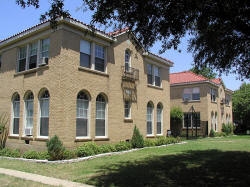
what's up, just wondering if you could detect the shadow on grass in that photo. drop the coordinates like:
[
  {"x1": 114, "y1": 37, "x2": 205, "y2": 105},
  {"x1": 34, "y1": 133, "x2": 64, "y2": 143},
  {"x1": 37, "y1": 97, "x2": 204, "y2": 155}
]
[{"x1": 86, "y1": 150, "x2": 250, "y2": 187}]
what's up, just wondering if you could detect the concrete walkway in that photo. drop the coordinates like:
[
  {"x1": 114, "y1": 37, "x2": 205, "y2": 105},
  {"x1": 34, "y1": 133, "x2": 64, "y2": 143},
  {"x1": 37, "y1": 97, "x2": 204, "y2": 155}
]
[{"x1": 0, "y1": 168, "x2": 94, "y2": 187}]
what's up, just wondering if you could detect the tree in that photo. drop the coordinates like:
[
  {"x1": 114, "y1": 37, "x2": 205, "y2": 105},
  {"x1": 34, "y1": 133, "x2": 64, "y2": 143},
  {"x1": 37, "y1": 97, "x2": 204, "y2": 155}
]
[
  {"x1": 232, "y1": 83, "x2": 250, "y2": 132},
  {"x1": 190, "y1": 66, "x2": 217, "y2": 79},
  {"x1": 15, "y1": 0, "x2": 250, "y2": 79}
]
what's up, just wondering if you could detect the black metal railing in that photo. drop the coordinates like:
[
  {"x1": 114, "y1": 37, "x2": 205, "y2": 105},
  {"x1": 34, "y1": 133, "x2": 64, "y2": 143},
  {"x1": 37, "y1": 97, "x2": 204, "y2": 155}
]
[{"x1": 121, "y1": 66, "x2": 139, "y2": 81}]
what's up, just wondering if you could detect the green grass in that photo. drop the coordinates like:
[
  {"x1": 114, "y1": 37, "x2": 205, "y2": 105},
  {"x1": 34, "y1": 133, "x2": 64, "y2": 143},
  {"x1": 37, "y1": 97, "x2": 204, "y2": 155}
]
[
  {"x1": 0, "y1": 135, "x2": 250, "y2": 186},
  {"x1": 0, "y1": 174, "x2": 54, "y2": 187}
]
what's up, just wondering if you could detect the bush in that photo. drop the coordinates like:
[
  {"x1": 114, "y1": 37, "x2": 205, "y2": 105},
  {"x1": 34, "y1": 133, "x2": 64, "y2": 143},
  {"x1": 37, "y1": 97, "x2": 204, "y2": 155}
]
[
  {"x1": 0, "y1": 148, "x2": 21, "y2": 158},
  {"x1": 155, "y1": 136, "x2": 167, "y2": 146},
  {"x1": 222, "y1": 123, "x2": 234, "y2": 135},
  {"x1": 114, "y1": 141, "x2": 131, "y2": 152},
  {"x1": 63, "y1": 149, "x2": 77, "y2": 159},
  {"x1": 76, "y1": 142, "x2": 100, "y2": 157},
  {"x1": 99, "y1": 144, "x2": 116, "y2": 153},
  {"x1": 22, "y1": 150, "x2": 40, "y2": 159},
  {"x1": 209, "y1": 129, "x2": 216, "y2": 137},
  {"x1": 144, "y1": 139, "x2": 156, "y2": 147},
  {"x1": 131, "y1": 125, "x2": 144, "y2": 148},
  {"x1": 46, "y1": 135, "x2": 65, "y2": 161}
]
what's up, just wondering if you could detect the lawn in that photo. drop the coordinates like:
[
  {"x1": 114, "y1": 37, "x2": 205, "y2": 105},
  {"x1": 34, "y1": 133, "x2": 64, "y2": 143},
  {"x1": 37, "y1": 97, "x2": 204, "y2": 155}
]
[
  {"x1": 0, "y1": 135, "x2": 250, "y2": 186},
  {"x1": 0, "y1": 174, "x2": 54, "y2": 187}
]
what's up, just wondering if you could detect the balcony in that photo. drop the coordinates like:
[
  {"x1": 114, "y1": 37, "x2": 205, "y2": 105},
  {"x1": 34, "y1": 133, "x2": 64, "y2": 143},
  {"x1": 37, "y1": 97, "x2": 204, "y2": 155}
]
[{"x1": 121, "y1": 66, "x2": 139, "y2": 81}]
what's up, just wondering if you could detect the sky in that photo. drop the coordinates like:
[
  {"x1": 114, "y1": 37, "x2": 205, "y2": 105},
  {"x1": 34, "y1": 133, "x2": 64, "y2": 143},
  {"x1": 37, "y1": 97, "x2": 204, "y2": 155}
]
[{"x1": 0, "y1": 0, "x2": 249, "y2": 91}]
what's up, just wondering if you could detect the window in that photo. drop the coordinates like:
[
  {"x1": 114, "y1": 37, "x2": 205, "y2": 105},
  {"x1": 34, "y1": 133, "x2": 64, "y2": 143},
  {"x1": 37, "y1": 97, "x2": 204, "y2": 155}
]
[
  {"x1": 147, "y1": 64, "x2": 153, "y2": 84},
  {"x1": 29, "y1": 42, "x2": 38, "y2": 69},
  {"x1": 210, "y1": 88, "x2": 217, "y2": 102},
  {"x1": 124, "y1": 101, "x2": 131, "y2": 119},
  {"x1": 157, "y1": 103, "x2": 163, "y2": 135},
  {"x1": 147, "y1": 102, "x2": 154, "y2": 135},
  {"x1": 18, "y1": 46, "x2": 27, "y2": 72},
  {"x1": 40, "y1": 38, "x2": 50, "y2": 59},
  {"x1": 12, "y1": 93, "x2": 20, "y2": 135},
  {"x1": 76, "y1": 91, "x2": 90, "y2": 137},
  {"x1": 80, "y1": 40, "x2": 91, "y2": 68},
  {"x1": 225, "y1": 94, "x2": 230, "y2": 105},
  {"x1": 183, "y1": 112, "x2": 200, "y2": 128},
  {"x1": 79, "y1": 40, "x2": 106, "y2": 72},
  {"x1": 183, "y1": 87, "x2": 200, "y2": 101},
  {"x1": 125, "y1": 50, "x2": 131, "y2": 72},
  {"x1": 24, "y1": 92, "x2": 34, "y2": 136},
  {"x1": 95, "y1": 44, "x2": 105, "y2": 72},
  {"x1": 17, "y1": 38, "x2": 50, "y2": 72},
  {"x1": 96, "y1": 94, "x2": 107, "y2": 137},
  {"x1": 39, "y1": 90, "x2": 50, "y2": 137},
  {"x1": 147, "y1": 64, "x2": 161, "y2": 87}
]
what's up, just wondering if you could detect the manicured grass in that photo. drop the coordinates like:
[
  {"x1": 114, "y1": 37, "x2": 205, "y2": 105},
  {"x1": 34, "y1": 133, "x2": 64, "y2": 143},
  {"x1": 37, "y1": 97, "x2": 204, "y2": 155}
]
[
  {"x1": 0, "y1": 174, "x2": 54, "y2": 187},
  {"x1": 0, "y1": 135, "x2": 250, "y2": 186}
]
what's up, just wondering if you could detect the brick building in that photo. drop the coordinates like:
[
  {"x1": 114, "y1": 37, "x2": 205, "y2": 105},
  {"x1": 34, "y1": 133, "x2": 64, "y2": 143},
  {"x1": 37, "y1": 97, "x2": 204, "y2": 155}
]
[
  {"x1": 0, "y1": 18, "x2": 173, "y2": 150},
  {"x1": 170, "y1": 71, "x2": 233, "y2": 136}
]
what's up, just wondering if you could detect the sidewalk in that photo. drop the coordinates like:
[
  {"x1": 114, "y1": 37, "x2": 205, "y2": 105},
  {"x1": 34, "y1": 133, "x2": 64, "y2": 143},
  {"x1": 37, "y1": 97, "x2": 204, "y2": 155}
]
[{"x1": 0, "y1": 168, "x2": 94, "y2": 187}]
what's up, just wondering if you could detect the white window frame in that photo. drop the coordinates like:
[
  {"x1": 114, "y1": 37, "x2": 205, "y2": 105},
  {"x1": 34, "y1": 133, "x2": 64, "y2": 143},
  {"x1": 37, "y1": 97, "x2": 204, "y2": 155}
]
[
  {"x1": 38, "y1": 90, "x2": 50, "y2": 138},
  {"x1": 156, "y1": 103, "x2": 163, "y2": 135},
  {"x1": 11, "y1": 93, "x2": 20, "y2": 136},
  {"x1": 95, "y1": 94, "x2": 107, "y2": 138},
  {"x1": 17, "y1": 38, "x2": 49, "y2": 72},
  {"x1": 76, "y1": 91, "x2": 90, "y2": 138},
  {"x1": 79, "y1": 40, "x2": 107, "y2": 73},
  {"x1": 183, "y1": 87, "x2": 200, "y2": 101},
  {"x1": 125, "y1": 50, "x2": 131, "y2": 72},
  {"x1": 146, "y1": 102, "x2": 154, "y2": 136},
  {"x1": 24, "y1": 92, "x2": 34, "y2": 136},
  {"x1": 210, "y1": 88, "x2": 217, "y2": 102},
  {"x1": 147, "y1": 64, "x2": 161, "y2": 87},
  {"x1": 124, "y1": 101, "x2": 131, "y2": 119}
]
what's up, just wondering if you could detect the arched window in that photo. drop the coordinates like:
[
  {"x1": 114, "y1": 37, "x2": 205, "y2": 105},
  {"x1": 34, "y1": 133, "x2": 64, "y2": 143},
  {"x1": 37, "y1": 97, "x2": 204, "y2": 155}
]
[
  {"x1": 157, "y1": 103, "x2": 163, "y2": 135},
  {"x1": 24, "y1": 91, "x2": 34, "y2": 136},
  {"x1": 76, "y1": 91, "x2": 90, "y2": 137},
  {"x1": 125, "y1": 50, "x2": 131, "y2": 72},
  {"x1": 39, "y1": 89, "x2": 50, "y2": 137},
  {"x1": 147, "y1": 102, "x2": 154, "y2": 135},
  {"x1": 96, "y1": 94, "x2": 107, "y2": 137},
  {"x1": 12, "y1": 93, "x2": 20, "y2": 135}
]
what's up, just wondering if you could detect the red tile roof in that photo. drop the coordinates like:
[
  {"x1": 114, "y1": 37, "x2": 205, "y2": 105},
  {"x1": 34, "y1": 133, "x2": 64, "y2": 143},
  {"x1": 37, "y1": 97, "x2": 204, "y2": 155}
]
[
  {"x1": 170, "y1": 71, "x2": 208, "y2": 84},
  {"x1": 211, "y1": 78, "x2": 222, "y2": 85},
  {"x1": 108, "y1": 27, "x2": 129, "y2": 36}
]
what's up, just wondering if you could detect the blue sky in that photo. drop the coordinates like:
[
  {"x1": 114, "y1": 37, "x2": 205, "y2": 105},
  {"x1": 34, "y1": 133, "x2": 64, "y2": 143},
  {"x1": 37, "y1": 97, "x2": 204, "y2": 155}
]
[{"x1": 0, "y1": 0, "x2": 248, "y2": 91}]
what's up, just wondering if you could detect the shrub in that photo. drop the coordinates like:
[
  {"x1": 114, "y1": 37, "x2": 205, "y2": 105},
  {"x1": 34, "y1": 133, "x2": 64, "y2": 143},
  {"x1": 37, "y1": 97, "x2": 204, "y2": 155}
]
[
  {"x1": 22, "y1": 150, "x2": 39, "y2": 159},
  {"x1": 76, "y1": 142, "x2": 100, "y2": 157},
  {"x1": 0, "y1": 113, "x2": 9, "y2": 149},
  {"x1": 170, "y1": 107, "x2": 183, "y2": 137},
  {"x1": 99, "y1": 144, "x2": 116, "y2": 153},
  {"x1": 144, "y1": 139, "x2": 156, "y2": 147},
  {"x1": 46, "y1": 135, "x2": 65, "y2": 161},
  {"x1": 131, "y1": 125, "x2": 144, "y2": 148},
  {"x1": 222, "y1": 123, "x2": 234, "y2": 135},
  {"x1": 0, "y1": 148, "x2": 21, "y2": 158},
  {"x1": 63, "y1": 149, "x2": 77, "y2": 159},
  {"x1": 114, "y1": 141, "x2": 131, "y2": 152},
  {"x1": 209, "y1": 129, "x2": 216, "y2": 137},
  {"x1": 155, "y1": 136, "x2": 167, "y2": 146}
]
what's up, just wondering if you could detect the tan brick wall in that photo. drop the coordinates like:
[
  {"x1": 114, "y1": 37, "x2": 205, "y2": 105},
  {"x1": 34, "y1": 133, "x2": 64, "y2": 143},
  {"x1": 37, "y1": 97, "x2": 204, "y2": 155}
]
[
  {"x1": 0, "y1": 23, "x2": 171, "y2": 150},
  {"x1": 170, "y1": 82, "x2": 233, "y2": 135}
]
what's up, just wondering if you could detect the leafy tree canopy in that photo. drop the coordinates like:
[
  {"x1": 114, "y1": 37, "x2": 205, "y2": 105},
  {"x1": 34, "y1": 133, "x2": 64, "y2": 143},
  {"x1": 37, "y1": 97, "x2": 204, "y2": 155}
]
[
  {"x1": 190, "y1": 65, "x2": 217, "y2": 79},
  {"x1": 232, "y1": 83, "x2": 250, "y2": 125},
  {"x1": 16, "y1": 0, "x2": 250, "y2": 79}
]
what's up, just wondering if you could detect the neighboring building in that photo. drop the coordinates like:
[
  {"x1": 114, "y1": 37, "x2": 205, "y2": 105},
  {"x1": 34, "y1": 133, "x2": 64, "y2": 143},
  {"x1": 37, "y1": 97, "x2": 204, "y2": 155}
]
[
  {"x1": 0, "y1": 18, "x2": 173, "y2": 150},
  {"x1": 170, "y1": 71, "x2": 233, "y2": 136}
]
